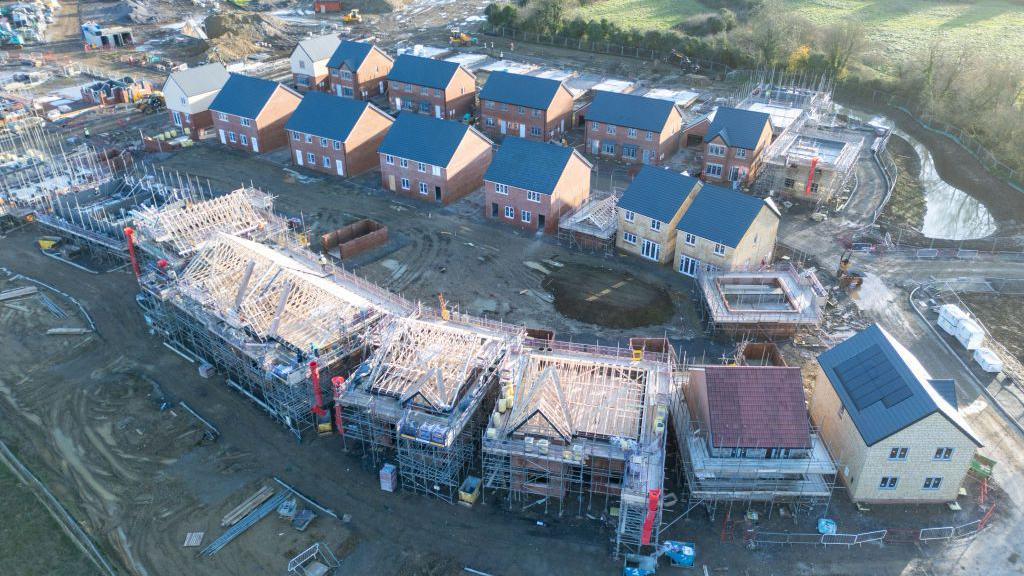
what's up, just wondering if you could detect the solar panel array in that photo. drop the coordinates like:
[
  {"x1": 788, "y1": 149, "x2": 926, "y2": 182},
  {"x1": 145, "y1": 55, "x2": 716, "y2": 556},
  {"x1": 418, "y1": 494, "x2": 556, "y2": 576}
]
[{"x1": 832, "y1": 344, "x2": 914, "y2": 411}]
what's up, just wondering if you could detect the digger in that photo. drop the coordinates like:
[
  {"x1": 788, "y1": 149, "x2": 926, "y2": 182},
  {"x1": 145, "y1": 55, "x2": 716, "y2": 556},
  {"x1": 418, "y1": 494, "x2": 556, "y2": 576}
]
[
  {"x1": 837, "y1": 249, "x2": 864, "y2": 290},
  {"x1": 448, "y1": 27, "x2": 478, "y2": 47},
  {"x1": 342, "y1": 8, "x2": 362, "y2": 23},
  {"x1": 135, "y1": 93, "x2": 166, "y2": 114}
]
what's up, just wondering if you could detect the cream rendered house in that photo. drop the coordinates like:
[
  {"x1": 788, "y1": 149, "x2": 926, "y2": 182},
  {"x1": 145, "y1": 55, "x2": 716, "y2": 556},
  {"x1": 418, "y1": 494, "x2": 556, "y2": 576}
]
[
  {"x1": 615, "y1": 166, "x2": 703, "y2": 265},
  {"x1": 811, "y1": 325, "x2": 983, "y2": 504}
]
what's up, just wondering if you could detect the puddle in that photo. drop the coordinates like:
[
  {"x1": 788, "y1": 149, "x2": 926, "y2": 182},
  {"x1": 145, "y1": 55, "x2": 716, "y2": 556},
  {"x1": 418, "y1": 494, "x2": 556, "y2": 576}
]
[{"x1": 837, "y1": 106, "x2": 996, "y2": 240}]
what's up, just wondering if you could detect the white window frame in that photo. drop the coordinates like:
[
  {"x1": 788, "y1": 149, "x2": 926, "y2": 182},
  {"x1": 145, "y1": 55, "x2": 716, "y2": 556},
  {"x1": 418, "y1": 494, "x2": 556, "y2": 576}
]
[
  {"x1": 527, "y1": 191, "x2": 541, "y2": 203},
  {"x1": 333, "y1": 140, "x2": 341, "y2": 151},
  {"x1": 708, "y1": 143, "x2": 726, "y2": 157},
  {"x1": 417, "y1": 162, "x2": 426, "y2": 172},
  {"x1": 240, "y1": 134, "x2": 248, "y2": 146},
  {"x1": 503, "y1": 205, "x2": 515, "y2": 219},
  {"x1": 889, "y1": 447, "x2": 909, "y2": 461},
  {"x1": 923, "y1": 477, "x2": 943, "y2": 490},
  {"x1": 606, "y1": 125, "x2": 616, "y2": 135},
  {"x1": 384, "y1": 154, "x2": 395, "y2": 165},
  {"x1": 400, "y1": 177, "x2": 410, "y2": 190},
  {"x1": 291, "y1": 131, "x2": 300, "y2": 141},
  {"x1": 240, "y1": 117, "x2": 251, "y2": 127},
  {"x1": 217, "y1": 112, "x2": 227, "y2": 121},
  {"x1": 650, "y1": 219, "x2": 662, "y2": 232},
  {"x1": 623, "y1": 231, "x2": 637, "y2": 245},
  {"x1": 624, "y1": 210, "x2": 635, "y2": 223},
  {"x1": 628, "y1": 127, "x2": 637, "y2": 138},
  {"x1": 645, "y1": 131, "x2": 653, "y2": 141},
  {"x1": 320, "y1": 137, "x2": 328, "y2": 148},
  {"x1": 305, "y1": 134, "x2": 313, "y2": 144},
  {"x1": 735, "y1": 148, "x2": 748, "y2": 159},
  {"x1": 419, "y1": 182, "x2": 428, "y2": 195},
  {"x1": 228, "y1": 131, "x2": 237, "y2": 143},
  {"x1": 307, "y1": 152, "x2": 316, "y2": 164},
  {"x1": 521, "y1": 210, "x2": 531, "y2": 223},
  {"x1": 705, "y1": 163, "x2": 723, "y2": 178},
  {"x1": 640, "y1": 238, "x2": 660, "y2": 261},
  {"x1": 495, "y1": 183, "x2": 508, "y2": 195},
  {"x1": 399, "y1": 158, "x2": 409, "y2": 168},
  {"x1": 879, "y1": 476, "x2": 899, "y2": 490},
  {"x1": 591, "y1": 121, "x2": 600, "y2": 131},
  {"x1": 685, "y1": 233, "x2": 696, "y2": 246},
  {"x1": 431, "y1": 165, "x2": 441, "y2": 176},
  {"x1": 714, "y1": 243, "x2": 726, "y2": 256},
  {"x1": 934, "y1": 447, "x2": 954, "y2": 461}
]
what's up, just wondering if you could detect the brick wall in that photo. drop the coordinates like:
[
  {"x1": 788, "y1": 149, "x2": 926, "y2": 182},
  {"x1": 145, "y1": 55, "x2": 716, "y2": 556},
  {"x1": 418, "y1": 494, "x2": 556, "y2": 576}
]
[
  {"x1": 479, "y1": 88, "x2": 572, "y2": 142},
  {"x1": 585, "y1": 112, "x2": 681, "y2": 165},
  {"x1": 288, "y1": 107, "x2": 393, "y2": 177},
  {"x1": 389, "y1": 68, "x2": 476, "y2": 119},
  {"x1": 379, "y1": 132, "x2": 491, "y2": 204},
  {"x1": 330, "y1": 48, "x2": 392, "y2": 100}
]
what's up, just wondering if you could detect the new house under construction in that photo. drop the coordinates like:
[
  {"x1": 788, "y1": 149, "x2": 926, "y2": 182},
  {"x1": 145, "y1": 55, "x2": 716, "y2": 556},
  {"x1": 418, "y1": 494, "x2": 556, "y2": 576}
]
[
  {"x1": 557, "y1": 194, "x2": 618, "y2": 255},
  {"x1": 671, "y1": 365, "x2": 838, "y2": 520},
  {"x1": 338, "y1": 312, "x2": 522, "y2": 503},
  {"x1": 482, "y1": 338, "x2": 676, "y2": 558},
  {"x1": 698, "y1": 264, "x2": 825, "y2": 338},
  {"x1": 755, "y1": 120, "x2": 863, "y2": 206}
]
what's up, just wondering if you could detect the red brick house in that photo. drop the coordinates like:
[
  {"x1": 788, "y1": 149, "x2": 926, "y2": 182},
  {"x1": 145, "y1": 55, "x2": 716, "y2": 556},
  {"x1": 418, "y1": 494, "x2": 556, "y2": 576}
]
[
  {"x1": 584, "y1": 91, "x2": 683, "y2": 165},
  {"x1": 378, "y1": 114, "x2": 493, "y2": 204},
  {"x1": 700, "y1": 106, "x2": 773, "y2": 185},
  {"x1": 478, "y1": 71, "x2": 574, "y2": 141},
  {"x1": 209, "y1": 74, "x2": 303, "y2": 154},
  {"x1": 327, "y1": 41, "x2": 394, "y2": 100},
  {"x1": 162, "y1": 63, "x2": 230, "y2": 140},
  {"x1": 290, "y1": 34, "x2": 341, "y2": 92},
  {"x1": 286, "y1": 91, "x2": 394, "y2": 177},
  {"x1": 387, "y1": 54, "x2": 476, "y2": 120},
  {"x1": 483, "y1": 137, "x2": 592, "y2": 234}
]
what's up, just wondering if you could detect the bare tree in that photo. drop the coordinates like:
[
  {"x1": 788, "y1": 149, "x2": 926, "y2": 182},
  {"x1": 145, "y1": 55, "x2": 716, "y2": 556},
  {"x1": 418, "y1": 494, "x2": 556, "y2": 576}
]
[
  {"x1": 749, "y1": 0, "x2": 794, "y2": 66},
  {"x1": 820, "y1": 21, "x2": 867, "y2": 78}
]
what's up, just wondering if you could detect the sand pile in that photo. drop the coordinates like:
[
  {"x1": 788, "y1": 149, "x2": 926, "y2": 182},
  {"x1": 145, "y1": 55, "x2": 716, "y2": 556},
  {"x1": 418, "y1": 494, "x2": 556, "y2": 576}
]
[
  {"x1": 202, "y1": 12, "x2": 292, "y2": 60},
  {"x1": 111, "y1": 0, "x2": 170, "y2": 24}
]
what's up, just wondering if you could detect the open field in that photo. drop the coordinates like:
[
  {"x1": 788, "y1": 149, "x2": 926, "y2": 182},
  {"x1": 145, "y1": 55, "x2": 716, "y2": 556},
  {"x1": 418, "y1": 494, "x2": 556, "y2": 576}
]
[
  {"x1": 785, "y1": 0, "x2": 1024, "y2": 70},
  {"x1": 572, "y1": 0, "x2": 706, "y2": 31}
]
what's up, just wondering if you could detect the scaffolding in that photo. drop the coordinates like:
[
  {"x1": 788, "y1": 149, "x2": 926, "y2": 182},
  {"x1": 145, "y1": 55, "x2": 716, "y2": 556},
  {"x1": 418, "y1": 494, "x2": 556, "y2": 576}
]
[
  {"x1": 338, "y1": 313, "x2": 522, "y2": 502},
  {"x1": 698, "y1": 263, "x2": 825, "y2": 338},
  {"x1": 670, "y1": 366, "x2": 838, "y2": 521},
  {"x1": 738, "y1": 70, "x2": 835, "y2": 128},
  {"x1": 557, "y1": 194, "x2": 618, "y2": 255},
  {"x1": 482, "y1": 338, "x2": 675, "y2": 558},
  {"x1": 0, "y1": 123, "x2": 115, "y2": 205}
]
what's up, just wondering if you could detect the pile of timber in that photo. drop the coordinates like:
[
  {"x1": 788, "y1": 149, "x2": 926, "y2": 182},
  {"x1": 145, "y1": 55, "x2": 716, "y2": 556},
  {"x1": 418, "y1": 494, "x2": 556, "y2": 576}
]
[
  {"x1": 221, "y1": 486, "x2": 274, "y2": 527},
  {"x1": 0, "y1": 286, "x2": 37, "y2": 301}
]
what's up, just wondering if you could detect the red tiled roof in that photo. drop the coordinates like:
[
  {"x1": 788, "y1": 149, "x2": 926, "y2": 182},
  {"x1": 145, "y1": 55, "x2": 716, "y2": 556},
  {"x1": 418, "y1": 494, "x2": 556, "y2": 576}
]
[{"x1": 705, "y1": 366, "x2": 811, "y2": 450}]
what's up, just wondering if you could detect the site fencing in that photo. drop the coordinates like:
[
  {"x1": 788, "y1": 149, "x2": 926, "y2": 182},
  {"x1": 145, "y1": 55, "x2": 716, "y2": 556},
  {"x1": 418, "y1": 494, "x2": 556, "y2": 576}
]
[{"x1": 749, "y1": 509, "x2": 994, "y2": 548}]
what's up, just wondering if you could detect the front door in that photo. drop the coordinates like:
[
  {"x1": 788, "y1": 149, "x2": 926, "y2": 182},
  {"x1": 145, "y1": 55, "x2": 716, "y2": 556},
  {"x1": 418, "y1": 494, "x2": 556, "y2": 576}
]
[
  {"x1": 435, "y1": 186, "x2": 442, "y2": 202},
  {"x1": 295, "y1": 149, "x2": 303, "y2": 165},
  {"x1": 336, "y1": 158, "x2": 344, "y2": 176},
  {"x1": 434, "y1": 105, "x2": 442, "y2": 119},
  {"x1": 642, "y1": 149, "x2": 651, "y2": 164},
  {"x1": 679, "y1": 255, "x2": 700, "y2": 277},
  {"x1": 251, "y1": 136, "x2": 259, "y2": 153},
  {"x1": 537, "y1": 214, "x2": 545, "y2": 231},
  {"x1": 387, "y1": 174, "x2": 396, "y2": 191},
  {"x1": 591, "y1": 139, "x2": 599, "y2": 154},
  {"x1": 491, "y1": 203, "x2": 499, "y2": 218},
  {"x1": 640, "y1": 239, "x2": 661, "y2": 261},
  {"x1": 378, "y1": 80, "x2": 384, "y2": 94},
  {"x1": 218, "y1": 129, "x2": 226, "y2": 144},
  {"x1": 395, "y1": 97, "x2": 402, "y2": 111},
  {"x1": 336, "y1": 84, "x2": 342, "y2": 97},
  {"x1": 519, "y1": 124, "x2": 526, "y2": 138},
  {"x1": 499, "y1": 120, "x2": 507, "y2": 135}
]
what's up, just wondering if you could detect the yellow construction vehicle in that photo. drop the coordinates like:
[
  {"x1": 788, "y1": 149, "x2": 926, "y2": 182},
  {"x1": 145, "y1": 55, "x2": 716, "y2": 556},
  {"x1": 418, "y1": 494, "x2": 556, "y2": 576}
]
[
  {"x1": 136, "y1": 93, "x2": 166, "y2": 114},
  {"x1": 837, "y1": 249, "x2": 864, "y2": 290},
  {"x1": 448, "y1": 28, "x2": 478, "y2": 47},
  {"x1": 342, "y1": 8, "x2": 362, "y2": 23}
]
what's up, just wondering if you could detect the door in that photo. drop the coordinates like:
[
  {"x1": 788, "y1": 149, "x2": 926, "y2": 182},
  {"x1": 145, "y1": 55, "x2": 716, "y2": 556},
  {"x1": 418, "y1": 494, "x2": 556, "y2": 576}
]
[
  {"x1": 434, "y1": 186, "x2": 442, "y2": 202},
  {"x1": 537, "y1": 214, "x2": 545, "y2": 231},
  {"x1": 499, "y1": 120, "x2": 506, "y2": 135},
  {"x1": 336, "y1": 158, "x2": 344, "y2": 176},
  {"x1": 434, "y1": 105, "x2": 442, "y2": 119},
  {"x1": 336, "y1": 84, "x2": 342, "y2": 97},
  {"x1": 295, "y1": 149, "x2": 303, "y2": 165},
  {"x1": 387, "y1": 174, "x2": 396, "y2": 191},
  {"x1": 642, "y1": 149, "x2": 651, "y2": 164},
  {"x1": 640, "y1": 239, "x2": 661, "y2": 261},
  {"x1": 560, "y1": 119, "x2": 565, "y2": 132},
  {"x1": 491, "y1": 203, "x2": 498, "y2": 218},
  {"x1": 519, "y1": 124, "x2": 526, "y2": 138},
  {"x1": 679, "y1": 255, "x2": 699, "y2": 277},
  {"x1": 172, "y1": 110, "x2": 182, "y2": 127},
  {"x1": 218, "y1": 129, "x2": 226, "y2": 144},
  {"x1": 251, "y1": 136, "x2": 259, "y2": 153},
  {"x1": 395, "y1": 97, "x2": 401, "y2": 111},
  {"x1": 591, "y1": 139, "x2": 599, "y2": 154},
  {"x1": 378, "y1": 80, "x2": 384, "y2": 94}
]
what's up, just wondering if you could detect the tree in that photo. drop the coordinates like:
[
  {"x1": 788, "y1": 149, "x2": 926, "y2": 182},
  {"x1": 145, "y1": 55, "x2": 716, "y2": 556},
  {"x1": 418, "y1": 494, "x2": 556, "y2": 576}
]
[
  {"x1": 786, "y1": 44, "x2": 811, "y2": 73},
  {"x1": 820, "y1": 21, "x2": 866, "y2": 79},
  {"x1": 749, "y1": 0, "x2": 794, "y2": 66},
  {"x1": 718, "y1": 8, "x2": 737, "y2": 32}
]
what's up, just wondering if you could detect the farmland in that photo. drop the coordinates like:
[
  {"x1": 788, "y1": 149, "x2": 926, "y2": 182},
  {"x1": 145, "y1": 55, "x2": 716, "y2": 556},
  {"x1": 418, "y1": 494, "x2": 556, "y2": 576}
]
[{"x1": 572, "y1": 0, "x2": 707, "y2": 31}]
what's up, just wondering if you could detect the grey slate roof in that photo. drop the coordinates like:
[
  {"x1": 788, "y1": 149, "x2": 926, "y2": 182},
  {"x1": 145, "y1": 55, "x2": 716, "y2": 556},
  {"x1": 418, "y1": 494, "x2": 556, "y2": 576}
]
[
  {"x1": 388, "y1": 54, "x2": 462, "y2": 89},
  {"x1": 586, "y1": 91, "x2": 678, "y2": 133},
  {"x1": 617, "y1": 166, "x2": 700, "y2": 223},
  {"x1": 484, "y1": 137, "x2": 588, "y2": 195},
  {"x1": 327, "y1": 40, "x2": 377, "y2": 71},
  {"x1": 209, "y1": 74, "x2": 289, "y2": 119},
  {"x1": 296, "y1": 34, "x2": 341, "y2": 63},
  {"x1": 704, "y1": 107, "x2": 772, "y2": 149},
  {"x1": 676, "y1": 184, "x2": 770, "y2": 248},
  {"x1": 378, "y1": 114, "x2": 479, "y2": 167},
  {"x1": 817, "y1": 325, "x2": 982, "y2": 447},
  {"x1": 165, "y1": 63, "x2": 229, "y2": 96},
  {"x1": 479, "y1": 71, "x2": 564, "y2": 111},
  {"x1": 285, "y1": 92, "x2": 388, "y2": 142}
]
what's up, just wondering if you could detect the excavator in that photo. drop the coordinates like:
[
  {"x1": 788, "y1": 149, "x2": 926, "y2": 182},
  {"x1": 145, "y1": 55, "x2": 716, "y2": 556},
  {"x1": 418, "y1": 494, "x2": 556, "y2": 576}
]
[
  {"x1": 448, "y1": 27, "x2": 478, "y2": 47},
  {"x1": 342, "y1": 8, "x2": 362, "y2": 23},
  {"x1": 837, "y1": 249, "x2": 864, "y2": 290}
]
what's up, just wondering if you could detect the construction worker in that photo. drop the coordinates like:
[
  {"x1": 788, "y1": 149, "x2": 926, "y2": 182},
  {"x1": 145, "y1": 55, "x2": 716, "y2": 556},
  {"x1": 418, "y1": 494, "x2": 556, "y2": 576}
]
[{"x1": 84, "y1": 127, "x2": 90, "y2": 139}]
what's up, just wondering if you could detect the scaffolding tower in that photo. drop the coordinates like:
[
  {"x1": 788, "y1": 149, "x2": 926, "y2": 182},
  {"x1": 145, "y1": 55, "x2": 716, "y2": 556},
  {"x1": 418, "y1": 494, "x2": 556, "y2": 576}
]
[
  {"x1": 697, "y1": 264, "x2": 825, "y2": 338},
  {"x1": 557, "y1": 194, "x2": 619, "y2": 255}
]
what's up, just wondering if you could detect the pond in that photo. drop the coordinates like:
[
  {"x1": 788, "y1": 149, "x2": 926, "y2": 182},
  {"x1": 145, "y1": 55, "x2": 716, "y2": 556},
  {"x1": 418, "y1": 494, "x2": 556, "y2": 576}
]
[{"x1": 838, "y1": 106, "x2": 996, "y2": 240}]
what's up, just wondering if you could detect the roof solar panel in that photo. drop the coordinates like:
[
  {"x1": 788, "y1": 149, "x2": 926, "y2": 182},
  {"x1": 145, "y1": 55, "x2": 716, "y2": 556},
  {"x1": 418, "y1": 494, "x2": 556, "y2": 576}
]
[{"x1": 833, "y1": 345, "x2": 911, "y2": 411}]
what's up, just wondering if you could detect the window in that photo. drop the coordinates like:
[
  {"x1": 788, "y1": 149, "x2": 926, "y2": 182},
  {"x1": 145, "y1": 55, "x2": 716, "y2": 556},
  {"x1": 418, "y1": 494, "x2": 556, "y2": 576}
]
[
  {"x1": 333, "y1": 141, "x2": 341, "y2": 151},
  {"x1": 705, "y1": 163, "x2": 723, "y2": 178},
  {"x1": 419, "y1": 182, "x2": 428, "y2": 195},
  {"x1": 708, "y1": 143, "x2": 726, "y2": 157},
  {"x1": 180, "y1": 96, "x2": 187, "y2": 105},
  {"x1": 399, "y1": 158, "x2": 409, "y2": 168},
  {"x1": 923, "y1": 477, "x2": 943, "y2": 490},
  {"x1": 521, "y1": 210, "x2": 531, "y2": 223},
  {"x1": 240, "y1": 118, "x2": 251, "y2": 127},
  {"x1": 517, "y1": 106, "x2": 526, "y2": 115},
  {"x1": 291, "y1": 131, "x2": 300, "y2": 141},
  {"x1": 623, "y1": 231, "x2": 637, "y2": 244},
  {"x1": 735, "y1": 148, "x2": 747, "y2": 159},
  {"x1": 685, "y1": 233, "x2": 696, "y2": 246},
  {"x1": 305, "y1": 134, "x2": 313, "y2": 144},
  {"x1": 340, "y1": 70, "x2": 352, "y2": 79},
  {"x1": 504, "y1": 206, "x2": 515, "y2": 219},
  {"x1": 530, "y1": 126, "x2": 542, "y2": 137},
  {"x1": 714, "y1": 243, "x2": 726, "y2": 256},
  {"x1": 405, "y1": 84, "x2": 414, "y2": 93},
  {"x1": 810, "y1": 182, "x2": 819, "y2": 193},
  {"x1": 402, "y1": 100, "x2": 414, "y2": 111},
  {"x1": 624, "y1": 210, "x2": 635, "y2": 223},
  {"x1": 591, "y1": 122, "x2": 600, "y2": 131},
  {"x1": 628, "y1": 127, "x2": 637, "y2": 138},
  {"x1": 602, "y1": 142, "x2": 616, "y2": 155},
  {"x1": 622, "y1": 145, "x2": 637, "y2": 160},
  {"x1": 607, "y1": 125, "x2": 616, "y2": 135},
  {"x1": 645, "y1": 131, "x2": 653, "y2": 141},
  {"x1": 217, "y1": 112, "x2": 227, "y2": 121},
  {"x1": 889, "y1": 447, "x2": 909, "y2": 461},
  {"x1": 317, "y1": 137, "x2": 326, "y2": 148},
  {"x1": 495, "y1": 183, "x2": 508, "y2": 195},
  {"x1": 432, "y1": 166, "x2": 441, "y2": 176},
  {"x1": 307, "y1": 152, "x2": 315, "y2": 164},
  {"x1": 640, "y1": 239, "x2": 661, "y2": 261},
  {"x1": 784, "y1": 178, "x2": 795, "y2": 189},
  {"x1": 400, "y1": 177, "x2": 410, "y2": 190},
  {"x1": 485, "y1": 101, "x2": 495, "y2": 109},
  {"x1": 934, "y1": 447, "x2": 954, "y2": 461},
  {"x1": 420, "y1": 86, "x2": 429, "y2": 95},
  {"x1": 419, "y1": 101, "x2": 430, "y2": 113},
  {"x1": 531, "y1": 109, "x2": 541, "y2": 117},
  {"x1": 485, "y1": 117, "x2": 495, "y2": 127},
  {"x1": 240, "y1": 134, "x2": 248, "y2": 146},
  {"x1": 435, "y1": 89, "x2": 442, "y2": 97},
  {"x1": 299, "y1": 60, "x2": 306, "y2": 69},
  {"x1": 323, "y1": 156, "x2": 331, "y2": 168},
  {"x1": 228, "y1": 132, "x2": 237, "y2": 143},
  {"x1": 500, "y1": 103, "x2": 508, "y2": 111},
  {"x1": 650, "y1": 218, "x2": 662, "y2": 232},
  {"x1": 527, "y1": 191, "x2": 541, "y2": 203},
  {"x1": 417, "y1": 162, "x2": 427, "y2": 173},
  {"x1": 385, "y1": 154, "x2": 395, "y2": 165},
  {"x1": 879, "y1": 476, "x2": 899, "y2": 490},
  {"x1": 392, "y1": 82, "x2": 402, "y2": 92}
]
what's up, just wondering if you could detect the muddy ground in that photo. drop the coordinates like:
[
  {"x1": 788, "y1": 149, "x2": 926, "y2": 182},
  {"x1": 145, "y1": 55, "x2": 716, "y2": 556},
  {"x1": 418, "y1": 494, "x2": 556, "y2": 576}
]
[
  {"x1": 877, "y1": 134, "x2": 925, "y2": 231},
  {"x1": 543, "y1": 262, "x2": 675, "y2": 329},
  {"x1": 960, "y1": 293, "x2": 1024, "y2": 363}
]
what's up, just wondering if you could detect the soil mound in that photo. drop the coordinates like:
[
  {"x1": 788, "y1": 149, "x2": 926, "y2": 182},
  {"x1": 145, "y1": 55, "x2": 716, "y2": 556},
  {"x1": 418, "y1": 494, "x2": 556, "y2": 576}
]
[{"x1": 203, "y1": 12, "x2": 291, "y2": 60}]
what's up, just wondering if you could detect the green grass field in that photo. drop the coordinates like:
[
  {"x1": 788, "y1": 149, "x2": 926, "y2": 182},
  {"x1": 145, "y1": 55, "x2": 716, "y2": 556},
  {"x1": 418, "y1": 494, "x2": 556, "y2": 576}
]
[{"x1": 573, "y1": 0, "x2": 708, "y2": 31}]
